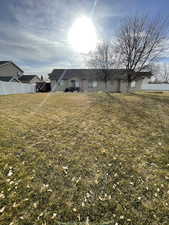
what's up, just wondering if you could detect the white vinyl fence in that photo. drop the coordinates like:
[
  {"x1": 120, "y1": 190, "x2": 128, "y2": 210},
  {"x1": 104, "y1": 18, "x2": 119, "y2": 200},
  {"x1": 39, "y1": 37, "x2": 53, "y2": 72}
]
[
  {"x1": 142, "y1": 83, "x2": 169, "y2": 91},
  {"x1": 0, "y1": 81, "x2": 36, "y2": 95}
]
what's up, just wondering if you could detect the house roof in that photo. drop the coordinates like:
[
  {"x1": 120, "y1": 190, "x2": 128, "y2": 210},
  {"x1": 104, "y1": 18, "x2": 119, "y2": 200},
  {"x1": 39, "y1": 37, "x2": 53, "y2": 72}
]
[
  {"x1": 0, "y1": 76, "x2": 18, "y2": 82},
  {"x1": 48, "y1": 69, "x2": 128, "y2": 81},
  {"x1": 0, "y1": 61, "x2": 24, "y2": 73},
  {"x1": 131, "y1": 71, "x2": 152, "y2": 80},
  {"x1": 0, "y1": 61, "x2": 9, "y2": 65},
  {"x1": 19, "y1": 75, "x2": 40, "y2": 82}
]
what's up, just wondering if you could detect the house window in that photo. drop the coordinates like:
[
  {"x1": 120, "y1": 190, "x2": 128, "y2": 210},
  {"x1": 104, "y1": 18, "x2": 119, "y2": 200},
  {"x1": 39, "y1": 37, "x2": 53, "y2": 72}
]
[
  {"x1": 71, "y1": 80, "x2": 76, "y2": 87},
  {"x1": 131, "y1": 81, "x2": 136, "y2": 88},
  {"x1": 58, "y1": 80, "x2": 64, "y2": 86},
  {"x1": 70, "y1": 80, "x2": 80, "y2": 87},
  {"x1": 88, "y1": 80, "x2": 98, "y2": 88},
  {"x1": 93, "y1": 81, "x2": 98, "y2": 88},
  {"x1": 75, "y1": 81, "x2": 80, "y2": 87}
]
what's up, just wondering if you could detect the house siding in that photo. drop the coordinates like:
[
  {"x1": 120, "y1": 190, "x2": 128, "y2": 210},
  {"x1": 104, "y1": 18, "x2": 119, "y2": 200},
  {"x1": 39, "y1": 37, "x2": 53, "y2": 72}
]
[
  {"x1": 49, "y1": 70, "x2": 151, "y2": 93},
  {"x1": 0, "y1": 63, "x2": 23, "y2": 77},
  {"x1": 129, "y1": 77, "x2": 151, "y2": 92},
  {"x1": 51, "y1": 79, "x2": 127, "y2": 92},
  {"x1": 119, "y1": 80, "x2": 128, "y2": 93}
]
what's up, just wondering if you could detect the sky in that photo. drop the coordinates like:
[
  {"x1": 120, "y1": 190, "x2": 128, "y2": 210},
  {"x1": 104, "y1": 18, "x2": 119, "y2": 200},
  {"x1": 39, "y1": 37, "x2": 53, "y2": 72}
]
[{"x1": 0, "y1": 0, "x2": 169, "y2": 77}]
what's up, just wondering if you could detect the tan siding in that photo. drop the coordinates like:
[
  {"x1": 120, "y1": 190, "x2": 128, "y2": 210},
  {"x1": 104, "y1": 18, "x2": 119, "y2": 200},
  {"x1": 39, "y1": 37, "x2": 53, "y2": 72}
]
[{"x1": 0, "y1": 64, "x2": 23, "y2": 77}]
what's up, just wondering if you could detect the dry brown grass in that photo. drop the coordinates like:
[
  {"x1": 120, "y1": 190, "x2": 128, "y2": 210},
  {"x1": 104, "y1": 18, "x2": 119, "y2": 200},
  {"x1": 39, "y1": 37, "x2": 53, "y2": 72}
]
[{"x1": 0, "y1": 92, "x2": 169, "y2": 225}]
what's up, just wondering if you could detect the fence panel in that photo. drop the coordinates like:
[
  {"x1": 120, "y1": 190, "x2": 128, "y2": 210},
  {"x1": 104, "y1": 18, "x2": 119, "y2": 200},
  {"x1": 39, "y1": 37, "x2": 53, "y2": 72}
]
[
  {"x1": 142, "y1": 83, "x2": 169, "y2": 91},
  {"x1": 0, "y1": 81, "x2": 36, "y2": 95}
]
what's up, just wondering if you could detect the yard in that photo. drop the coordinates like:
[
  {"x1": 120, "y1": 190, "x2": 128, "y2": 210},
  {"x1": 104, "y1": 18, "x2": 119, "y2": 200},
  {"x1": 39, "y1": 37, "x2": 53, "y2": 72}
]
[{"x1": 0, "y1": 92, "x2": 169, "y2": 225}]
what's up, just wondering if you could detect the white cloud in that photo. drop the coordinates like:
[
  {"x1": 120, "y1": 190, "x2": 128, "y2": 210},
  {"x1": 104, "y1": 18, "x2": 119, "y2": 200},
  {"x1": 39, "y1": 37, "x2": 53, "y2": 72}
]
[
  {"x1": 0, "y1": 0, "x2": 141, "y2": 76},
  {"x1": 0, "y1": 0, "x2": 89, "y2": 76}
]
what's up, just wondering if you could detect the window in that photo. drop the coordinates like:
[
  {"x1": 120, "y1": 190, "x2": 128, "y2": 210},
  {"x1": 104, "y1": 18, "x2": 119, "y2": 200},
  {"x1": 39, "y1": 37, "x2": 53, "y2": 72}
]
[
  {"x1": 88, "y1": 80, "x2": 98, "y2": 88},
  {"x1": 93, "y1": 81, "x2": 98, "y2": 88},
  {"x1": 70, "y1": 80, "x2": 80, "y2": 87},
  {"x1": 71, "y1": 80, "x2": 75, "y2": 87},
  {"x1": 131, "y1": 81, "x2": 136, "y2": 88},
  {"x1": 75, "y1": 81, "x2": 80, "y2": 87},
  {"x1": 58, "y1": 80, "x2": 64, "y2": 86}
]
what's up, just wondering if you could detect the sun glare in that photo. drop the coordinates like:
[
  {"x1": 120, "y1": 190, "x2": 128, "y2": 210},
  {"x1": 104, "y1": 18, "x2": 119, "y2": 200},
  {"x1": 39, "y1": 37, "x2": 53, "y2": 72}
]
[{"x1": 68, "y1": 16, "x2": 97, "y2": 53}]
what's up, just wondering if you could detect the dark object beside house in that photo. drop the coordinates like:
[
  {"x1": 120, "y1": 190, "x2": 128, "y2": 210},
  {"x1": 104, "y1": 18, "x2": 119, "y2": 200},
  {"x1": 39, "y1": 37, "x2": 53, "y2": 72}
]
[
  {"x1": 36, "y1": 82, "x2": 51, "y2": 92},
  {"x1": 64, "y1": 87, "x2": 80, "y2": 92}
]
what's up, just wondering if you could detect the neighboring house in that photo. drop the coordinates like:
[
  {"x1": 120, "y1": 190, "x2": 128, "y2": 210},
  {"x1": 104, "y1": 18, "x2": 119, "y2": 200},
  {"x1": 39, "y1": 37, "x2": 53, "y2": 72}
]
[
  {"x1": 19, "y1": 75, "x2": 41, "y2": 84},
  {"x1": 0, "y1": 61, "x2": 24, "y2": 80},
  {"x1": 48, "y1": 69, "x2": 152, "y2": 93},
  {"x1": 0, "y1": 76, "x2": 19, "y2": 82},
  {"x1": 141, "y1": 78, "x2": 169, "y2": 91}
]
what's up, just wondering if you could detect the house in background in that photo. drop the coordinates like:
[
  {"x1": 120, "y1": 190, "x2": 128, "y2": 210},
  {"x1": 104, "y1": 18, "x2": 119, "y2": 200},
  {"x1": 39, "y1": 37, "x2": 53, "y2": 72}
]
[
  {"x1": 141, "y1": 78, "x2": 169, "y2": 91},
  {"x1": 48, "y1": 69, "x2": 152, "y2": 93},
  {"x1": 0, "y1": 61, "x2": 24, "y2": 81},
  {"x1": 0, "y1": 61, "x2": 37, "y2": 95},
  {"x1": 19, "y1": 75, "x2": 41, "y2": 84},
  {"x1": 0, "y1": 76, "x2": 20, "y2": 82}
]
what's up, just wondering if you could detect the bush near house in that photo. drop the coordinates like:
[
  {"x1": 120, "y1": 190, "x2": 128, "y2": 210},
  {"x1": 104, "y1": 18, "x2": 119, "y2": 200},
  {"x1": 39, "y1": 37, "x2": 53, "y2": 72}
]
[{"x1": 0, "y1": 92, "x2": 169, "y2": 225}]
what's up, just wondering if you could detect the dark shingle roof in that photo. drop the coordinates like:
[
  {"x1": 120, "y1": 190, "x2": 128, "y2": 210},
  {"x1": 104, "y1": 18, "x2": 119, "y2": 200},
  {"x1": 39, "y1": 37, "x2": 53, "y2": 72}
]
[
  {"x1": 0, "y1": 61, "x2": 9, "y2": 66},
  {"x1": 48, "y1": 69, "x2": 152, "y2": 81},
  {"x1": 0, "y1": 76, "x2": 14, "y2": 82},
  {"x1": 19, "y1": 75, "x2": 39, "y2": 82},
  {"x1": 0, "y1": 61, "x2": 24, "y2": 72},
  {"x1": 132, "y1": 71, "x2": 152, "y2": 80},
  {"x1": 48, "y1": 69, "x2": 128, "y2": 81}
]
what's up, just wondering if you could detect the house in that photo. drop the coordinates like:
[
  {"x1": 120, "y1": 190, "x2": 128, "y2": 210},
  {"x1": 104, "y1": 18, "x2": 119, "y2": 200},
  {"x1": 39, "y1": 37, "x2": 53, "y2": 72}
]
[
  {"x1": 0, "y1": 61, "x2": 24, "y2": 81},
  {"x1": 141, "y1": 79, "x2": 169, "y2": 91},
  {"x1": 0, "y1": 76, "x2": 19, "y2": 82},
  {"x1": 19, "y1": 75, "x2": 41, "y2": 84},
  {"x1": 0, "y1": 62, "x2": 38, "y2": 95},
  {"x1": 48, "y1": 69, "x2": 152, "y2": 93}
]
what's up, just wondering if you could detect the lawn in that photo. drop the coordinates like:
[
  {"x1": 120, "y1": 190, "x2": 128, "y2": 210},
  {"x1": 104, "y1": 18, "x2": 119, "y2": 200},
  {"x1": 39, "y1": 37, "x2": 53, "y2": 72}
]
[{"x1": 0, "y1": 92, "x2": 169, "y2": 225}]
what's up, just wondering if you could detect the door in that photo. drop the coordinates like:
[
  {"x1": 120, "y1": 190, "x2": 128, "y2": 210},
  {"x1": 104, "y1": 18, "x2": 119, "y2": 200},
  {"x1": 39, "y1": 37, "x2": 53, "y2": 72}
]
[{"x1": 71, "y1": 80, "x2": 76, "y2": 88}]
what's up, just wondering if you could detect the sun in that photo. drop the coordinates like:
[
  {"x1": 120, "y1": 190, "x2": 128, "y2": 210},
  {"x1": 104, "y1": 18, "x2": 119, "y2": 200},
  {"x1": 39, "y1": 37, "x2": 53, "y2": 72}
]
[{"x1": 68, "y1": 16, "x2": 97, "y2": 53}]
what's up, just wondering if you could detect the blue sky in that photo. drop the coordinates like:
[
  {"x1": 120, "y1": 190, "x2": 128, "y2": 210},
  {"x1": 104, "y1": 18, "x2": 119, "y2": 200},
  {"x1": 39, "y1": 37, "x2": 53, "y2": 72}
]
[{"x1": 0, "y1": 0, "x2": 169, "y2": 76}]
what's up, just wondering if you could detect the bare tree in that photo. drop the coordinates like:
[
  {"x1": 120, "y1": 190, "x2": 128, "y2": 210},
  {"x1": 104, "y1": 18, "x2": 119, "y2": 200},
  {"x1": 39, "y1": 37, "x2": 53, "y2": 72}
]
[
  {"x1": 148, "y1": 63, "x2": 161, "y2": 83},
  {"x1": 87, "y1": 41, "x2": 119, "y2": 87},
  {"x1": 115, "y1": 15, "x2": 169, "y2": 88},
  {"x1": 152, "y1": 63, "x2": 169, "y2": 83},
  {"x1": 160, "y1": 63, "x2": 169, "y2": 83}
]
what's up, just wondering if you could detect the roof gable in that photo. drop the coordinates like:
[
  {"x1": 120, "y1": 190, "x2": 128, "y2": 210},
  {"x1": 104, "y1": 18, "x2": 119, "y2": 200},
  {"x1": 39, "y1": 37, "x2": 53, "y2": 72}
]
[{"x1": 0, "y1": 61, "x2": 24, "y2": 73}]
